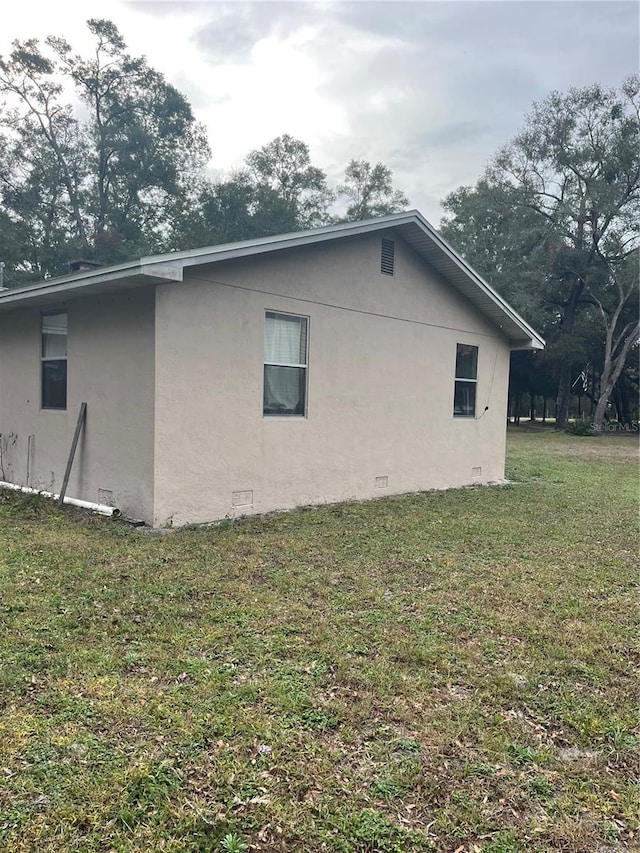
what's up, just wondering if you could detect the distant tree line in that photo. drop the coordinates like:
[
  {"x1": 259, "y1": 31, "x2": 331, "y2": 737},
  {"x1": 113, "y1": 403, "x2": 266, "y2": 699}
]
[
  {"x1": 1, "y1": 20, "x2": 637, "y2": 431},
  {"x1": 0, "y1": 19, "x2": 408, "y2": 285}
]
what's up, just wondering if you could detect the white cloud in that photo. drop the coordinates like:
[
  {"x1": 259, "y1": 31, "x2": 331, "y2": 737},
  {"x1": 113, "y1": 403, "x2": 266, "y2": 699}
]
[
  {"x1": 197, "y1": 24, "x2": 349, "y2": 166},
  {"x1": 1, "y1": 0, "x2": 638, "y2": 225}
]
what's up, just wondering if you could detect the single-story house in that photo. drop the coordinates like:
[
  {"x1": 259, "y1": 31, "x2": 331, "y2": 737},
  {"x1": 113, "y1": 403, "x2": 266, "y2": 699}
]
[{"x1": 0, "y1": 210, "x2": 544, "y2": 526}]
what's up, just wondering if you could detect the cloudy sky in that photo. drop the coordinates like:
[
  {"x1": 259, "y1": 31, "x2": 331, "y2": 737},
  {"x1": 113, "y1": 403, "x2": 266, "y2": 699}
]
[{"x1": 1, "y1": 1, "x2": 638, "y2": 224}]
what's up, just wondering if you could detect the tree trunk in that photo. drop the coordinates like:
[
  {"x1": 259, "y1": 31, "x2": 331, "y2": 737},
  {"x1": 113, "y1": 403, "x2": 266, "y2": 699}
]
[
  {"x1": 593, "y1": 311, "x2": 640, "y2": 431},
  {"x1": 612, "y1": 388, "x2": 622, "y2": 422},
  {"x1": 556, "y1": 361, "x2": 572, "y2": 428},
  {"x1": 542, "y1": 398, "x2": 547, "y2": 422},
  {"x1": 529, "y1": 392, "x2": 536, "y2": 422},
  {"x1": 555, "y1": 278, "x2": 584, "y2": 429},
  {"x1": 593, "y1": 387, "x2": 613, "y2": 431},
  {"x1": 618, "y1": 382, "x2": 631, "y2": 426}
]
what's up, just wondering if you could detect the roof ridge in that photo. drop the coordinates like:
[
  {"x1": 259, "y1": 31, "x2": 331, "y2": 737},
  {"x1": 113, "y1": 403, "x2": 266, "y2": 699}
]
[{"x1": 0, "y1": 210, "x2": 544, "y2": 350}]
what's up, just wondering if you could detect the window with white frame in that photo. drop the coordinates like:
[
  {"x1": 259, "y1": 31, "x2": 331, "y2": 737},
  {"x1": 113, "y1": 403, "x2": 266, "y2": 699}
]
[
  {"x1": 263, "y1": 311, "x2": 308, "y2": 416},
  {"x1": 41, "y1": 312, "x2": 67, "y2": 410},
  {"x1": 453, "y1": 343, "x2": 477, "y2": 417}
]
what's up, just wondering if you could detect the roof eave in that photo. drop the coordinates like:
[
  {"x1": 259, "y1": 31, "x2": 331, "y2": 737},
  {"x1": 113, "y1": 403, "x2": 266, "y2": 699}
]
[
  {"x1": 510, "y1": 337, "x2": 546, "y2": 351},
  {"x1": 407, "y1": 211, "x2": 545, "y2": 350},
  {"x1": 0, "y1": 262, "x2": 182, "y2": 311}
]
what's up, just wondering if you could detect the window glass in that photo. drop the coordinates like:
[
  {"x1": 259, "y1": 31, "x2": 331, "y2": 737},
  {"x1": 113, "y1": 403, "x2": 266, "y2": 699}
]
[
  {"x1": 454, "y1": 381, "x2": 476, "y2": 417},
  {"x1": 455, "y1": 343, "x2": 477, "y2": 380},
  {"x1": 454, "y1": 343, "x2": 478, "y2": 418},
  {"x1": 42, "y1": 313, "x2": 68, "y2": 358},
  {"x1": 265, "y1": 312, "x2": 307, "y2": 365},
  {"x1": 42, "y1": 312, "x2": 67, "y2": 409},
  {"x1": 264, "y1": 365, "x2": 306, "y2": 415},
  {"x1": 42, "y1": 361, "x2": 68, "y2": 409},
  {"x1": 264, "y1": 312, "x2": 308, "y2": 416}
]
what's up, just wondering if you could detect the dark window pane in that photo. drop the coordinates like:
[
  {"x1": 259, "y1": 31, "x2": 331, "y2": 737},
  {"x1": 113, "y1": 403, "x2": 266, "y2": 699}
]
[
  {"x1": 455, "y1": 344, "x2": 477, "y2": 380},
  {"x1": 264, "y1": 365, "x2": 306, "y2": 415},
  {"x1": 42, "y1": 360, "x2": 67, "y2": 409},
  {"x1": 454, "y1": 380, "x2": 476, "y2": 417}
]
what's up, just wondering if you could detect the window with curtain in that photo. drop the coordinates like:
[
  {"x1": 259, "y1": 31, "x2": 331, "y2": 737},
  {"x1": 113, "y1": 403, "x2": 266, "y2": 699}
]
[
  {"x1": 41, "y1": 312, "x2": 67, "y2": 410},
  {"x1": 453, "y1": 343, "x2": 477, "y2": 417},
  {"x1": 264, "y1": 311, "x2": 308, "y2": 416}
]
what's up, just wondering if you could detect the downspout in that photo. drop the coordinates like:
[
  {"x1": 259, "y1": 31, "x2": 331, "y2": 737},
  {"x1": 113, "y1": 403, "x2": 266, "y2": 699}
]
[{"x1": 0, "y1": 481, "x2": 121, "y2": 518}]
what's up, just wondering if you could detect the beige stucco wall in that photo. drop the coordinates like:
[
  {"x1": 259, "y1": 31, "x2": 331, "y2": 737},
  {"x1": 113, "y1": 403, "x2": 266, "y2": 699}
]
[
  {"x1": 153, "y1": 232, "x2": 511, "y2": 526},
  {"x1": 0, "y1": 288, "x2": 155, "y2": 522}
]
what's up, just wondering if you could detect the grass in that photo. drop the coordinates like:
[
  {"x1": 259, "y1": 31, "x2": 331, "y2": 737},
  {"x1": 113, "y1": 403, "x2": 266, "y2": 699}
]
[{"x1": 0, "y1": 428, "x2": 638, "y2": 852}]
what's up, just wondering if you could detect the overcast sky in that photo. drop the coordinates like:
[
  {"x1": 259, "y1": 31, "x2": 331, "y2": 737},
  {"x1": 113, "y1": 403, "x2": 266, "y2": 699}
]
[{"x1": 1, "y1": 1, "x2": 638, "y2": 225}]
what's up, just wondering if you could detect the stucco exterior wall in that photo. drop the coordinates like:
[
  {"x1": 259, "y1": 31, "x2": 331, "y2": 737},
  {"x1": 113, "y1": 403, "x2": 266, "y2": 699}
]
[
  {"x1": 0, "y1": 288, "x2": 155, "y2": 522},
  {"x1": 153, "y1": 232, "x2": 511, "y2": 526}
]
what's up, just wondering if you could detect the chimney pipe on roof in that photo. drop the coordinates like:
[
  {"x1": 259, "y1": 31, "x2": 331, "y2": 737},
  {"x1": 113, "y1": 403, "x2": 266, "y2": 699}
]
[{"x1": 69, "y1": 259, "x2": 103, "y2": 273}]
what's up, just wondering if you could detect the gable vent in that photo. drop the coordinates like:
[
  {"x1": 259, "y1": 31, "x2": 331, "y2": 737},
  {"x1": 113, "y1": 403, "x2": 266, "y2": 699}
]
[{"x1": 381, "y1": 238, "x2": 395, "y2": 275}]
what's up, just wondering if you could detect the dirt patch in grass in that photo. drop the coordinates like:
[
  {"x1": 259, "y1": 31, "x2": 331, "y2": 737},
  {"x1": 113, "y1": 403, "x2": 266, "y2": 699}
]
[{"x1": 0, "y1": 431, "x2": 638, "y2": 852}]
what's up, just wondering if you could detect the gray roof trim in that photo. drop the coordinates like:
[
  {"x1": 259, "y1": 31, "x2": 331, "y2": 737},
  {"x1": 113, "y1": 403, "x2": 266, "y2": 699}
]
[
  {"x1": 0, "y1": 264, "x2": 181, "y2": 308},
  {"x1": 0, "y1": 210, "x2": 544, "y2": 349}
]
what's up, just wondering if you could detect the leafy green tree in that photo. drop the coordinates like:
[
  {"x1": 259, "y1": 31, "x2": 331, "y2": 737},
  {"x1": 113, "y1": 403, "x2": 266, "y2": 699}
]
[
  {"x1": 172, "y1": 170, "x2": 302, "y2": 248},
  {"x1": 245, "y1": 134, "x2": 334, "y2": 230},
  {"x1": 337, "y1": 160, "x2": 409, "y2": 221},
  {"x1": 0, "y1": 19, "x2": 210, "y2": 282},
  {"x1": 172, "y1": 150, "x2": 412, "y2": 250},
  {"x1": 441, "y1": 180, "x2": 553, "y2": 330},
  {"x1": 441, "y1": 78, "x2": 640, "y2": 428}
]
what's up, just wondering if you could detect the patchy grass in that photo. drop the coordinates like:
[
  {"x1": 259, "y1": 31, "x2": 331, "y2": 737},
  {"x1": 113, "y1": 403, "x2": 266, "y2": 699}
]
[{"x1": 0, "y1": 429, "x2": 637, "y2": 852}]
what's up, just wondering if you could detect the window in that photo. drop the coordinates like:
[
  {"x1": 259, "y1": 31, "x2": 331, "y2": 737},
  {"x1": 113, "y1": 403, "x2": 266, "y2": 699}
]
[
  {"x1": 41, "y1": 312, "x2": 67, "y2": 409},
  {"x1": 381, "y1": 238, "x2": 395, "y2": 275},
  {"x1": 453, "y1": 343, "x2": 477, "y2": 417},
  {"x1": 264, "y1": 311, "x2": 308, "y2": 416}
]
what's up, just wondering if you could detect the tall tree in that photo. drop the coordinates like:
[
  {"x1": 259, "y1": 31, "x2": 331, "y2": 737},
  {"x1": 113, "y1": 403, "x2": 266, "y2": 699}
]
[
  {"x1": 441, "y1": 78, "x2": 640, "y2": 428},
  {"x1": 172, "y1": 149, "x2": 412, "y2": 249},
  {"x1": 245, "y1": 134, "x2": 334, "y2": 230},
  {"x1": 0, "y1": 19, "x2": 210, "y2": 282},
  {"x1": 337, "y1": 160, "x2": 409, "y2": 221},
  {"x1": 172, "y1": 170, "x2": 302, "y2": 248}
]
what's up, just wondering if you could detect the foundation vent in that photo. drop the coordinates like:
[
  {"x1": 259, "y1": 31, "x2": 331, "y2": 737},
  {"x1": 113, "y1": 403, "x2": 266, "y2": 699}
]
[
  {"x1": 98, "y1": 488, "x2": 115, "y2": 506},
  {"x1": 232, "y1": 490, "x2": 253, "y2": 508},
  {"x1": 381, "y1": 238, "x2": 395, "y2": 276},
  {"x1": 375, "y1": 476, "x2": 389, "y2": 489},
  {"x1": 471, "y1": 467, "x2": 482, "y2": 478}
]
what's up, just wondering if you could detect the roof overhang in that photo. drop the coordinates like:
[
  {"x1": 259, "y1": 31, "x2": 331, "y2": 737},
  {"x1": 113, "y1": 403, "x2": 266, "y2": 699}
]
[
  {"x1": 0, "y1": 210, "x2": 544, "y2": 350},
  {"x1": 0, "y1": 262, "x2": 183, "y2": 311}
]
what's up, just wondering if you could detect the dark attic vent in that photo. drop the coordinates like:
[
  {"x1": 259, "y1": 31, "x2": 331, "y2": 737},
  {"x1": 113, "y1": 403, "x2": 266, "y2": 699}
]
[{"x1": 381, "y1": 238, "x2": 395, "y2": 276}]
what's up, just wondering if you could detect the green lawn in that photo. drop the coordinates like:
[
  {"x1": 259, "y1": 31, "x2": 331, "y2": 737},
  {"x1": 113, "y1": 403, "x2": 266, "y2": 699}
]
[{"x1": 0, "y1": 429, "x2": 638, "y2": 853}]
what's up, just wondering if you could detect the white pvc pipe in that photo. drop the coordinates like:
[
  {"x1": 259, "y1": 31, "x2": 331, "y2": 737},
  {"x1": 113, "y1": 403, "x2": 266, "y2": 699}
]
[{"x1": 0, "y1": 481, "x2": 121, "y2": 518}]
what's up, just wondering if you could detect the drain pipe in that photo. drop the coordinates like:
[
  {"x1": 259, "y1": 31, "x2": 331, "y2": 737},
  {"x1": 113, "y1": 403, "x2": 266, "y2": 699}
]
[{"x1": 0, "y1": 481, "x2": 121, "y2": 518}]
